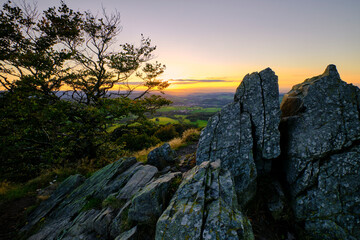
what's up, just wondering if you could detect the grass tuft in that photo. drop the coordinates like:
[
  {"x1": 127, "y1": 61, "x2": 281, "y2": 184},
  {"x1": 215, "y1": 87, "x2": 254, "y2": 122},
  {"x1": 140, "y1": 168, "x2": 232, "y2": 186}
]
[{"x1": 133, "y1": 128, "x2": 200, "y2": 161}]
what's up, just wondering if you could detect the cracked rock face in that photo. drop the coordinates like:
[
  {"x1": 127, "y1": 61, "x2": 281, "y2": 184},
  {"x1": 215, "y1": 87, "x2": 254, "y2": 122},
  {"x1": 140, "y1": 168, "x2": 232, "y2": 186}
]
[
  {"x1": 196, "y1": 68, "x2": 281, "y2": 205},
  {"x1": 23, "y1": 157, "x2": 163, "y2": 240},
  {"x1": 234, "y1": 68, "x2": 281, "y2": 163},
  {"x1": 280, "y1": 64, "x2": 360, "y2": 239},
  {"x1": 155, "y1": 161, "x2": 254, "y2": 240}
]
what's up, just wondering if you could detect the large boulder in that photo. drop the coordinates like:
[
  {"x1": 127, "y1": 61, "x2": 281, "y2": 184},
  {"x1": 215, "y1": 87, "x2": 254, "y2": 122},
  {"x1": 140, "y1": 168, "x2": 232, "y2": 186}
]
[
  {"x1": 155, "y1": 161, "x2": 254, "y2": 240},
  {"x1": 128, "y1": 172, "x2": 182, "y2": 225},
  {"x1": 196, "y1": 68, "x2": 281, "y2": 205},
  {"x1": 147, "y1": 143, "x2": 177, "y2": 170},
  {"x1": 234, "y1": 68, "x2": 281, "y2": 164},
  {"x1": 280, "y1": 64, "x2": 360, "y2": 239}
]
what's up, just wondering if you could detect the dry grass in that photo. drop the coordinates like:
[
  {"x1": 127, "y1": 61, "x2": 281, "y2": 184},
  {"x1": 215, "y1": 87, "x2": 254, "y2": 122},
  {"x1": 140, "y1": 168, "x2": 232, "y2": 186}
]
[
  {"x1": 182, "y1": 128, "x2": 200, "y2": 142},
  {"x1": 169, "y1": 137, "x2": 183, "y2": 149},
  {"x1": 0, "y1": 180, "x2": 13, "y2": 195},
  {"x1": 133, "y1": 128, "x2": 200, "y2": 162}
]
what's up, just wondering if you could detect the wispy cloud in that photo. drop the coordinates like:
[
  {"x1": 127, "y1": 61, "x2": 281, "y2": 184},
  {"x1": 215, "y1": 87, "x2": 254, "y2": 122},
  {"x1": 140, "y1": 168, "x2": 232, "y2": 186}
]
[
  {"x1": 113, "y1": 79, "x2": 234, "y2": 86},
  {"x1": 169, "y1": 79, "x2": 233, "y2": 85}
]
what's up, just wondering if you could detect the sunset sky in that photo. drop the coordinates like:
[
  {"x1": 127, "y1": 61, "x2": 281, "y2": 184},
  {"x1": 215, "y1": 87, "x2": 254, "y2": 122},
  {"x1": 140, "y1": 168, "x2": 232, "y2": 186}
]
[{"x1": 8, "y1": 0, "x2": 360, "y2": 94}]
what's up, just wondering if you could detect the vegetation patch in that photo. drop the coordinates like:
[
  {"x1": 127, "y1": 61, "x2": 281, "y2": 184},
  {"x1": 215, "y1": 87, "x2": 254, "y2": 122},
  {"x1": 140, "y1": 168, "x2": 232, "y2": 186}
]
[
  {"x1": 82, "y1": 196, "x2": 102, "y2": 212},
  {"x1": 102, "y1": 195, "x2": 125, "y2": 210}
]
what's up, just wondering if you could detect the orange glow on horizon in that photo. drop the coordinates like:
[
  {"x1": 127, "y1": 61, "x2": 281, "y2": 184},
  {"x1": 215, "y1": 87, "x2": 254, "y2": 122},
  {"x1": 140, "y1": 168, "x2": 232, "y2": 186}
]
[{"x1": 1, "y1": 66, "x2": 359, "y2": 95}]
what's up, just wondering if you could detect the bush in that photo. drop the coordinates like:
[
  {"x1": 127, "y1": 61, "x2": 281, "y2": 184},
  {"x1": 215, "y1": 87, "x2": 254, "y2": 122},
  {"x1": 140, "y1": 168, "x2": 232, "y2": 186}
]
[
  {"x1": 182, "y1": 129, "x2": 200, "y2": 142},
  {"x1": 154, "y1": 125, "x2": 179, "y2": 141}
]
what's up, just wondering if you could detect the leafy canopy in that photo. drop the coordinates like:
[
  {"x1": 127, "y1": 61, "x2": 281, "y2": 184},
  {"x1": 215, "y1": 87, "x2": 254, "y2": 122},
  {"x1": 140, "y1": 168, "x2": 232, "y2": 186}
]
[{"x1": 0, "y1": 1, "x2": 171, "y2": 182}]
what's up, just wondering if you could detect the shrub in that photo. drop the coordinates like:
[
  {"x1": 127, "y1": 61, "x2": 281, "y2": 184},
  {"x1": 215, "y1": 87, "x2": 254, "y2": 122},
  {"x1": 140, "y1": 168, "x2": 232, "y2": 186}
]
[{"x1": 154, "y1": 124, "x2": 179, "y2": 141}]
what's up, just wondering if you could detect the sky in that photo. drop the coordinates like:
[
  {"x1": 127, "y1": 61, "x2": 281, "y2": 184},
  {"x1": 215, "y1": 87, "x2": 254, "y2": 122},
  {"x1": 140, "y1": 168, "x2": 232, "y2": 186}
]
[{"x1": 3, "y1": 0, "x2": 360, "y2": 94}]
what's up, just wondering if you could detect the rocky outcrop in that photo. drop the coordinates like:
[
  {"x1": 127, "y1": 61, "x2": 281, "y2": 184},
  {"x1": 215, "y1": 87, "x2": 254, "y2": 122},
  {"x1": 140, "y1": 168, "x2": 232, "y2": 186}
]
[
  {"x1": 22, "y1": 157, "x2": 173, "y2": 240},
  {"x1": 23, "y1": 65, "x2": 360, "y2": 240},
  {"x1": 155, "y1": 161, "x2": 254, "y2": 240},
  {"x1": 234, "y1": 68, "x2": 281, "y2": 166},
  {"x1": 22, "y1": 174, "x2": 85, "y2": 232},
  {"x1": 280, "y1": 64, "x2": 360, "y2": 239},
  {"x1": 128, "y1": 172, "x2": 182, "y2": 225},
  {"x1": 147, "y1": 143, "x2": 177, "y2": 170},
  {"x1": 196, "y1": 67, "x2": 281, "y2": 206}
]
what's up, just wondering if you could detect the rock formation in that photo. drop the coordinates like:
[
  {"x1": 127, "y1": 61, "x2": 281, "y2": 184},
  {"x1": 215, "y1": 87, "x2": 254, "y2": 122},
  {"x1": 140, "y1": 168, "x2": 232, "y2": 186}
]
[
  {"x1": 147, "y1": 143, "x2": 177, "y2": 170},
  {"x1": 22, "y1": 157, "x2": 181, "y2": 240},
  {"x1": 196, "y1": 67, "x2": 281, "y2": 206},
  {"x1": 155, "y1": 161, "x2": 254, "y2": 240},
  {"x1": 280, "y1": 64, "x2": 360, "y2": 239},
  {"x1": 22, "y1": 65, "x2": 360, "y2": 240}
]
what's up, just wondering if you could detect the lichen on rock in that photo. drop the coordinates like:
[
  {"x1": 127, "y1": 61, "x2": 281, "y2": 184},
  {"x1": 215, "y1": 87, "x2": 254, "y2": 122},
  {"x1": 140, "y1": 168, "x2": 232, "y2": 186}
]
[
  {"x1": 281, "y1": 64, "x2": 360, "y2": 239},
  {"x1": 155, "y1": 161, "x2": 254, "y2": 240}
]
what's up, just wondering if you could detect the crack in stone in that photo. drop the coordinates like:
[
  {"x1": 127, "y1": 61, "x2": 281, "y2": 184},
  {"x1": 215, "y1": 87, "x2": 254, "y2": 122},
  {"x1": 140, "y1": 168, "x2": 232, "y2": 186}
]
[{"x1": 258, "y1": 72, "x2": 267, "y2": 159}]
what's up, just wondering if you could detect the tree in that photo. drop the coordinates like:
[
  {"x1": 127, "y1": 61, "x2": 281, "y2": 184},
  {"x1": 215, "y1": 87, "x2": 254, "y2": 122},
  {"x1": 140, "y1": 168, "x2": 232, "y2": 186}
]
[
  {"x1": 0, "y1": 1, "x2": 171, "y2": 182},
  {"x1": 41, "y1": 4, "x2": 169, "y2": 104},
  {"x1": 0, "y1": 1, "x2": 82, "y2": 98}
]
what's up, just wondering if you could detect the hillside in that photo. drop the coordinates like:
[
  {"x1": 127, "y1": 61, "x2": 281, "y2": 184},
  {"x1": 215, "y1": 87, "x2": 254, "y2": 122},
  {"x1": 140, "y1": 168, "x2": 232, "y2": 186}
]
[{"x1": 15, "y1": 65, "x2": 360, "y2": 240}]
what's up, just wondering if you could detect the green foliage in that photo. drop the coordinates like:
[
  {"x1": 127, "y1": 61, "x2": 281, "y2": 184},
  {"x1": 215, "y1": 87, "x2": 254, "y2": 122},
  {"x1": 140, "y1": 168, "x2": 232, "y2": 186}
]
[
  {"x1": 82, "y1": 196, "x2": 102, "y2": 211},
  {"x1": 168, "y1": 175, "x2": 182, "y2": 195},
  {"x1": 102, "y1": 195, "x2": 125, "y2": 209},
  {"x1": 154, "y1": 125, "x2": 179, "y2": 141},
  {"x1": 0, "y1": 167, "x2": 78, "y2": 205},
  {"x1": 111, "y1": 120, "x2": 161, "y2": 151},
  {"x1": 182, "y1": 129, "x2": 200, "y2": 142},
  {"x1": 0, "y1": 1, "x2": 172, "y2": 182}
]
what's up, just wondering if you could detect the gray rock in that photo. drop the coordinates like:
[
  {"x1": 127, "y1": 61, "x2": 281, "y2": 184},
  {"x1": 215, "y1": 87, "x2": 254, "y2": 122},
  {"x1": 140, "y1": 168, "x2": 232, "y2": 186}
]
[
  {"x1": 266, "y1": 181, "x2": 286, "y2": 221},
  {"x1": 116, "y1": 164, "x2": 158, "y2": 199},
  {"x1": 155, "y1": 161, "x2": 254, "y2": 240},
  {"x1": 196, "y1": 67, "x2": 281, "y2": 205},
  {"x1": 115, "y1": 226, "x2": 138, "y2": 240},
  {"x1": 25, "y1": 157, "x2": 144, "y2": 239},
  {"x1": 147, "y1": 143, "x2": 177, "y2": 170},
  {"x1": 280, "y1": 64, "x2": 360, "y2": 239},
  {"x1": 234, "y1": 68, "x2": 281, "y2": 165},
  {"x1": 58, "y1": 209, "x2": 100, "y2": 239},
  {"x1": 128, "y1": 172, "x2": 182, "y2": 225},
  {"x1": 110, "y1": 200, "x2": 132, "y2": 238},
  {"x1": 22, "y1": 174, "x2": 85, "y2": 232}
]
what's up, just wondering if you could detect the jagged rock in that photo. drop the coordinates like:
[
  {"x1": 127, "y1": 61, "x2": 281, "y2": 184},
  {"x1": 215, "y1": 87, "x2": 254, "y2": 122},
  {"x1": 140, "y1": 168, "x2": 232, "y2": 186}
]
[
  {"x1": 24, "y1": 158, "x2": 160, "y2": 240},
  {"x1": 196, "y1": 68, "x2": 281, "y2": 205},
  {"x1": 280, "y1": 64, "x2": 360, "y2": 239},
  {"x1": 115, "y1": 226, "x2": 138, "y2": 240},
  {"x1": 22, "y1": 174, "x2": 85, "y2": 232},
  {"x1": 116, "y1": 165, "x2": 158, "y2": 199},
  {"x1": 147, "y1": 143, "x2": 177, "y2": 170},
  {"x1": 58, "y1": 209, "x2": 100, "y2": 240},
  {"x1": 110, "y1": 200, "x2": 132, "y2": 238},
  {"x1": 155, "y1": 161, "x2": 254, "y2": 240},
  {"x1": 234, "y1": 68, "x2": 281, "y2": 167},
  {"x1": 128, "y1": 172, "x2": 182, "y2": 225}
]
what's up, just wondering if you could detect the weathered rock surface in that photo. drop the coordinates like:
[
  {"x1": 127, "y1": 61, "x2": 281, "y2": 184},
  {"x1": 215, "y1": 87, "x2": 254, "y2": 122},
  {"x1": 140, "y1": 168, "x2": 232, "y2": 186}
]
[
  {"x1": 234, "y1": 68, "x2": 281, "y2": 164},
  {"x1": 147, "y1": 143, "x2": 177, "y2": 170},
  {"x1": 116, "y1": 165, "x2": 158, "y2": 199},
  {"x1": 115, "y1": 226, "x2": 138, "y2": 240},
  {"x1": 266, "y1": 180, "x2": 287, "y2": 221},
  {"x1": 128, "y1": 172, "x2": 182, "y2": 225},
  {"x1": 22, "y1": 174, "x2": 85, "y2": 232},
  {"x1": 280, "y1": 64, "x2": 360, "y2": 239},
  {"x1": 155, "y1": 161, "x2": 254, "y2": 240},
  {"x1": 23, "y1": 65, "x2": 360, "y2": 240},
  {"x1": 23, "y1": 157, "x2": 163, "y2": 240},
  {"x1": 196, "y1": 67, "x2": 281, "y2": 205}
]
